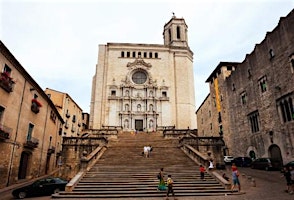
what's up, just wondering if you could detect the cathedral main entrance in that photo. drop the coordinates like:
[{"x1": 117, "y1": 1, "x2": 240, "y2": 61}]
[{"x1": 135, "y1": 120, "x2": 143, "y2": 131}]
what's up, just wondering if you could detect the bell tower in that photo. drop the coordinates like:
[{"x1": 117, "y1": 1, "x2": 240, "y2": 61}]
[{"x1": 163, "y1": 13, "x2": 189, "y2": 48}]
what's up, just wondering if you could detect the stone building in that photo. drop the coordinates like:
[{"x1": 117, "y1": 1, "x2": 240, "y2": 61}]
[
  {"x1": 45, "y1": 88, "x2": 83, "y2": 137},
  {"x1": 197, "y1": 9, "x2": 294, "y2": 164},
  {"x1": 90, "y1": 15, "x2": 197, "y2": 131},
  {"x1": 0, "y1": 41, "x2": 64, "y2": 188}
]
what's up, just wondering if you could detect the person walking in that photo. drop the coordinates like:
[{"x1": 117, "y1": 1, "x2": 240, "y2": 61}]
[
  {"x1": 208, "y1": 159, "x2": 214, "y2": 171},
  {"x1": 158, "y1": 168, "x2": 166, "y2": 191},
  {"x1": 231, "y1": 163, "x2": 241, "y2": 193},
  {"x1": 199, "y1": 164, "x2": 206, "y2": 180},
  {"x1": 281, "y1": 166, "x2": 292, "y2": 193},
  {"x1": 166, "y1": 174, "x2": 176, "y2": 200}
]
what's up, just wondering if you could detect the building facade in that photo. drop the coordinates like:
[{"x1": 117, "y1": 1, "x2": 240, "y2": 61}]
[
  {"x1": 0, "y1": 41, "x2": 64, "y2": 188},
  {"x1": 45, "y1": 88, "x2": 83, "y2": 137},
  {"x1": 197, "y1": 9, "x2": 294, "y2": 164},
  {"x1": 90, "y1": 16, "x2": 197, "y2": 131}
]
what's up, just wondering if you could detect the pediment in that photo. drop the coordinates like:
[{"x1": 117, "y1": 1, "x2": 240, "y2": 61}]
[{"x1": 127, "y1": 58, "x2": 152, "y2": 69}]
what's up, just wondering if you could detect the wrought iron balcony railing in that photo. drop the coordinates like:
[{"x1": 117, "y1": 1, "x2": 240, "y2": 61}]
[
  {"x1": 0, "y1": 124, "x2": 12, "y2": 140},
  {"x1": 24, "y1": 137, "x2": 39, "y2": 149}
]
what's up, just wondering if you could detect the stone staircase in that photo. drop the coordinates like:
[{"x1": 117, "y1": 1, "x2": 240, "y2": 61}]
[{"x1": 52, "y1": 132, "x2": 231, "y2": 199}]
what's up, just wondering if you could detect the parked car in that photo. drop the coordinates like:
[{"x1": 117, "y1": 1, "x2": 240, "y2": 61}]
[
  {"x1": 224, "y1": 156, "x2": 234, "y2": 164},
  {"x1": 12, "y1": 177, "x2": 68, "y2": 199},
  {"x1": 232, "y1": 157, "x2": 252, "y2": 167},
  {"x1": 251, "y1": 158, "x2": 281, "y2": 171}
]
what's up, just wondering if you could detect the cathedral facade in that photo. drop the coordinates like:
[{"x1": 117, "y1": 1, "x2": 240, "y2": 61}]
[{"x1": 90, "y1": 16, "x2": 196, "y2": 131}]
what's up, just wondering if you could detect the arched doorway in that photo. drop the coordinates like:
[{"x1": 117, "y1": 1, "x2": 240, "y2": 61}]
[
  {"x1": 269, "y1": 144, "x2": 283, "y2": 166},
  {"x1": 18, "y1": 151, "x2": 30, "y2": 179}
]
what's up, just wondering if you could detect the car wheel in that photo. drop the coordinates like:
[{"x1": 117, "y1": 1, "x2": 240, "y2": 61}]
[
  {"x1": 18, "y1": 191, "x2": 27, "y2": 199},
  {"x1": 53, "y1": 188, "x2": 60, "y2": 194}
]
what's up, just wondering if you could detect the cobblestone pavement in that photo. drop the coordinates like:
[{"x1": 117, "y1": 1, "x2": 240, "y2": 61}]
[{"x1": 1, "y1": 166, "x2": 293, "y2": 200}]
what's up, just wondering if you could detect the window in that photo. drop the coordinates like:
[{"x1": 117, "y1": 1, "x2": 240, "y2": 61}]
[
  {"x1": 3, "y1": 64, "x2": 12, "y2": 75},
  {"x1": 232, "y1": 83, "x2": 236, "y2": 91},
  {"x1": 218, "y1": 112, "x2": 222, "y2": 123},
  {"x1": 278, "y1": 96, "x2": 294, "y2": 123},
  {"x1": 247, "y1": 69, "x2": 252, "y2": 78},
  {"x1": 0, "y1": 106, "x2": 4, "y2": 122},
  {"x1": 176, "y1": 26, "x2": 181, "y2": 39},
  {"x1": 127, "y1": 52, "x2": 130, "y2": 57},
  {"x1": 144, "y1": 52, "x2": 147, "y2": 58},
  {"x1": 125, "y1": 90, "x2": 129, "y2": 96},
  {"x1": 132, "y1": 71, "x2": 147, "y2": 84},
  {"x1": 248, "y1": 111, "x2": 260, "y2": 133},
  {"x1": 290, "y1": 54, "x2": 294, "y2": 73},
  {"x1": 259, "y1": 76, "x2": 267, "y2": 93},
  {"x1": 168, "y1": 29, "x2": 171, "y2": 42},
  {"x1": 132, "y1": 52, "x2": 136, "y2": 57},
  {"x1": 27, "y1": 123, "x2": 34, "y2": 141},
  {"x1": 241, "y1": 92, "x2": 247, "y2": 105},
  {"x1": 155, "y1": 53, "x2": 158, "y2": 58},
  {"x1": 111, "y1": 90, "x2": 116, "y2": 96},
  {"x1": 227, "y1": 66, "x2": 232, "y2": 70},
  {"x1": 138, "y1": 52, "x2": 141, "y2": 57},
  {"x1": 121, "y1": 51, "x2": 125, "y2": 57},
  {"x1": 149, "y1": 52, "x2": 152, "y2": 58},
  {"x1": 269, "y1": 49, "x2": 275, "y2": 59},
  {"x1": 162, "y1": 91, "x2": 167, "y2": 97}
]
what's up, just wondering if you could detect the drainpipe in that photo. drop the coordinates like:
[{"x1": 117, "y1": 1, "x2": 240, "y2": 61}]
[
  {"x1": 6, "y1": 80, "x2": 27, "y2": 186},
  {"x1": 38, "y1": 102, "x2": 49, "y2": 176}
]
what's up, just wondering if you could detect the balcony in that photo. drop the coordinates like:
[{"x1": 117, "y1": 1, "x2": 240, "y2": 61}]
[
  {"x1": 31, "y1": 99, "x2": 42, "y2": 114},
  {"x1": 66, "y1": 112, "x2": 70, "y2": 118},
  {"x1": 0, "y1": 72, "x2": 15, "y2": 93},
  {"x1": 24, "y1": 137, "x2": 39, "y2": 149},
  {"x1": 47, "y1": 146, "x2": 55, "y2": 154},
  {"x1": 0, "y1": 124, "x2": 12, "y2": 140}
]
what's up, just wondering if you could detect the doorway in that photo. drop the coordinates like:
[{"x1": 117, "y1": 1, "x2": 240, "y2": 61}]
[
  {"x1": 18, "y1": 152, "x2": 30, "y2": 179},
  {"x1": 135, "y1": 120, "x2": 143, "y2": 131}
]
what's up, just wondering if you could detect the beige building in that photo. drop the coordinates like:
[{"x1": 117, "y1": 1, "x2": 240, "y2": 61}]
[
  {"x1": 0, "y1": 41, "x2": 64, "y2": 188},
  {"x1": 45, "y1": 88, "x2": 83, "y2": 137},
  {"x1": 90, "y1": 16, "x2": 196, "y2": 131}
]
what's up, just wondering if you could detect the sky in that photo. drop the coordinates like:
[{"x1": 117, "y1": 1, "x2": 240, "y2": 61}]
[{"x1": 1, "y1": 0, "x2": 293, "y2": 114}]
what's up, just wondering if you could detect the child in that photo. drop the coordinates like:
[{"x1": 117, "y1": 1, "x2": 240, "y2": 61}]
[
  {"x1": 199, "y1": 165, "x2": 205, "y2": 180},
  {"x1": 166, "y1": 175, "x2": 176, "y2": 200},
  {"x1": 231, "y1": 163, "x2": 241, "y2": 192}
]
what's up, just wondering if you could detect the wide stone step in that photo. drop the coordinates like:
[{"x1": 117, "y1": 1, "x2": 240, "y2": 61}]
[{"x1": 52, "y1": 132, "x2": 229, "y2": 199}]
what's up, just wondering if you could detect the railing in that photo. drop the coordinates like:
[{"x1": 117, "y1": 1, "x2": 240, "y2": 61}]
[
  {"x1": 0, "y1": 124, "x2": 12, "y2": 140},
  {"x1": 48, "y1": 146, "x2": 55, "y2": 154},
  {"x1": 31, "y1": 102, "x2": 40, "y2": 113},
  {"x1": 163, "y1": 129, "x2": 197, "y2": 139},
  {"x1": 181, "y1": 144, "x2": 210, "y2": 167},
  {"x1": 65, "y1": 146, "x2": 107, "y2": 192},
  {"x1": 24, "y1": 137, "x2": 39, "y2": 149}
]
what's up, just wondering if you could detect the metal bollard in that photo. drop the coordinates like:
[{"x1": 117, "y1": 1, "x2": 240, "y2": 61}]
[{"x1": 251, "y1": 178, "x2": 256, "y2": 187}]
